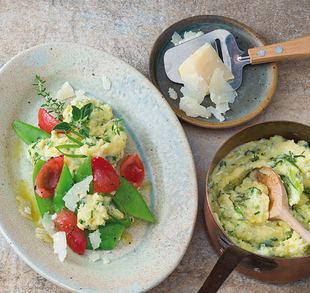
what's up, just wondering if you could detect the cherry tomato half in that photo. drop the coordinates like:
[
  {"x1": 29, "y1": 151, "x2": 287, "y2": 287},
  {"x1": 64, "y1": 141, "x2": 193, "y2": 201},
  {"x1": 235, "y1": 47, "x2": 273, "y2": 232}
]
[
  {"x1": 120, "y1": 154, "x2": 144, "y2": 188},
  {"x1": 91, "y1": 156, "x2": 120, "y2": 193},
  {"x1": 38, "y1": 108, "x2": 60, "y2": 134},
  {"x1": 54, "y1": 209, "x2": 86, "y2": 255},
  {"x1": 34, "y1": 155, "x2": 64, "y2": 199}
]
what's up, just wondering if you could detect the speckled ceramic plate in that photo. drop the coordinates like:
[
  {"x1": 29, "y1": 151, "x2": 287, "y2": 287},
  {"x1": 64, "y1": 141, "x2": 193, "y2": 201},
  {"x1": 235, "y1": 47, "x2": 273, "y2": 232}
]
[
  {"x1": 0, "y1": 43, "x2": 197, "y2": 292},
  {"x1": 149, "y1": 15, "x2": 277, "y2": 128}
]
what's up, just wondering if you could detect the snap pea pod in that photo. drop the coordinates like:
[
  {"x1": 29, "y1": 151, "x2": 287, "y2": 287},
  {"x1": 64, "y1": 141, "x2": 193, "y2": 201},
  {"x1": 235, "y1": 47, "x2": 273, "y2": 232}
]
[
  {"x1": 13, "y1": 120, "x2": 50, "y2": 145},
  {"x1": 74, "y1": 155, "x2": 93, "y2": 193},
  {"x1": 33, "y1": 160, "x2": 54, "y2": 217},
  {"x1": 85, "y1": 222, "x2": 125, "y2": 250},
  {"x1": 104, "y1": 193, "x2": 132, "y2": 228},
  {"x1": 114, "y1": 176, "x2": 155, "y2": 223},
  {"x1": 53, "y1": 163, "x2": 74, "y2": 213}
]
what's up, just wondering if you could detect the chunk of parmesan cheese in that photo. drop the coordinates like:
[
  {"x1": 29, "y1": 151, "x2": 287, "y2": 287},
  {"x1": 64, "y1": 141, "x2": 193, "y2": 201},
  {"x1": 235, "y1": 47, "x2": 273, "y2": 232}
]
[
  {"x1": 63, "y1": 176, "x2": 93, "y2": 211},
  {"x1": 55, "y1": 82, "x2": 75, "y2": 101},
  {"x1": 178, "y1": 43, "x2": 234, "y2": 95},
  {"x1": 52, "y1": 231, "x2": 67, "y2": 262}
]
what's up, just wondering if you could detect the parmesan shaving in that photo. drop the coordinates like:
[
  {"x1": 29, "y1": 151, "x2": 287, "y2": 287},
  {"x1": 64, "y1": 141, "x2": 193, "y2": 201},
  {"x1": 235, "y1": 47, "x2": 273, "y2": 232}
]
[
  {"x1": 88, "y1": 229, "x2": 102, "y2": 250},
  {"x1": 102, "y1": 74, "x2": 111, "y2": 90},
  {"x1": 55, "y1": 82, "x2": 75, "y2": 101},
  {"x1": 89, "y1": 251, "x2": 101, "y2": 262},
  {"x1": 63, "y1": 176, "x2": 93, "y2": 211},
  {"x1": 52, "y1": 232, "x2": 67, "y2": 262}
]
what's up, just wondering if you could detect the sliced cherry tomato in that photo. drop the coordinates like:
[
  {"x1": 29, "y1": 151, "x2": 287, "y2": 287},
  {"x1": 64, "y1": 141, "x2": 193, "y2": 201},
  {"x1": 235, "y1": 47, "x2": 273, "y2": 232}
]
[
  {"x1": 54, "y1": 209, "x2": 86, "y2": 255},
  {"x1": 91, "y1": 156, "x2": 120, "y2": 193},
  {"x1": 34, "y1": 155, "x2": 64, "y2": 199},
  {"x1": 38, "y1": 108, "x2": 60, "y2": 134},
  {"x1": 120, "y1": 154, "x2": 144, "y2": 188}
]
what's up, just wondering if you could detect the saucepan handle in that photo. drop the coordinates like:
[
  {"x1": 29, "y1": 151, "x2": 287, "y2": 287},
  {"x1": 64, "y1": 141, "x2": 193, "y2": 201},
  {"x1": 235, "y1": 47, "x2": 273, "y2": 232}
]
[{"x1": 198, "y1": 244, "x2": 252, "y2": 293}]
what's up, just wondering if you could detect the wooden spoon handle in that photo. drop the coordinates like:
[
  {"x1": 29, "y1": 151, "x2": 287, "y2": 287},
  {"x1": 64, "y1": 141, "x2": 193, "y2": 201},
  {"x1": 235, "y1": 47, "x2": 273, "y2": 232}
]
[
  {"x1": 248, "y1": 36, "x2": 310, "y2": 65},
  {"x1": 281, "y1": 209, "x2": 310, "y2": 245}
]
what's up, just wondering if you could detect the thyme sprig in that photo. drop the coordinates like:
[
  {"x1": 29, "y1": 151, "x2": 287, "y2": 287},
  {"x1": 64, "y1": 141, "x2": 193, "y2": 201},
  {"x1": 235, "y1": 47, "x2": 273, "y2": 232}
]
[{"x1": 33, "y1": 75, "x2": 64, "y2": 121}]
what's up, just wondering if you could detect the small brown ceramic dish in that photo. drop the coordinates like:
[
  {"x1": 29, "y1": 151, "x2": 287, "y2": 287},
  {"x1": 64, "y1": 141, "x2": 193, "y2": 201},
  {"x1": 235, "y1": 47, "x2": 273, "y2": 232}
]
[
  {"x1": 202, "y1": 121, "x2": 310, "y2": 292},
  {"x1": 149, "y1": 15, "x2": 277, "y2": 129}
]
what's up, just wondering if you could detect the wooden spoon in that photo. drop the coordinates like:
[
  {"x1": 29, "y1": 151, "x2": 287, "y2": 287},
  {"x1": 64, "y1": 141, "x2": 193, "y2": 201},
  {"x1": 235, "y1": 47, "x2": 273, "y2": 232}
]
[{"x1": 252, "y1": 166, "x2": 310, "y2": 244}]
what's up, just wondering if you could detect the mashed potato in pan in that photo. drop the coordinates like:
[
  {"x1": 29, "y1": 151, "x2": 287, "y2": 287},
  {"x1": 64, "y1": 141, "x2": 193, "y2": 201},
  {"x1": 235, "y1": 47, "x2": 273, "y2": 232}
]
[{"x1": 208, "y1": 135, "x2": 310, "y2": 258}]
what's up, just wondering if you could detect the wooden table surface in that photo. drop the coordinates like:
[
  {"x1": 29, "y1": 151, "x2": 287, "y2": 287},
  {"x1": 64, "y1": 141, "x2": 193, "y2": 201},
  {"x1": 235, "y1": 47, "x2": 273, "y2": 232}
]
[{"x1": 1, "y1": 0, "x2": 310, "y2": 292}]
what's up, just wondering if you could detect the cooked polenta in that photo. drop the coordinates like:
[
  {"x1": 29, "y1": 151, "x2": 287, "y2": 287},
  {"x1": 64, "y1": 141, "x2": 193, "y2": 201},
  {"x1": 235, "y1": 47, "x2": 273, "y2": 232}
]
[
  {"x1": 26, "y1": 94, "x2": 127, "y2": 171},
  {"x1": 208, "y1": 135, "x2": 310, "y2": 258}
]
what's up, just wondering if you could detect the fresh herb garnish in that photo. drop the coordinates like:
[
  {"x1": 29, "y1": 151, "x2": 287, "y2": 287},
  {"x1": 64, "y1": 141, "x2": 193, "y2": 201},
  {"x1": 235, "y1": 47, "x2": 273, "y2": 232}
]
[
  {"x1": 273, "y1": 151, "x2": 303, "y2": 172},
  {"x1": 53, "y1": 103, "x2": 94, "y2": 139},
  {"x1": 33, "y1": 75, "x2": 64, "y2": 121},
  {"x1": 250, "y1": 186, "x2": 262, "y2": 195},
  {"x1": 111, "y1": 118, "x2": 125, "y2": 135},
  {"x1": 250, "y1": 155, "x2": 259, "y2": 162},
  {"x1": 234, "y1": 206, "x2": 243, "y2": 217},
  {"x1": 218, "y1": 161, "x2": 226, "y2": 170}
]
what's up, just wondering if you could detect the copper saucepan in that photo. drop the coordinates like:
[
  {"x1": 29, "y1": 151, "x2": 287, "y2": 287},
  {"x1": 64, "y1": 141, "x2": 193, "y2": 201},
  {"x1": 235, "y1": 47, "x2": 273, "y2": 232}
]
[{"x1": 201, "y1": 121, "x2": 310, "y2": 292}]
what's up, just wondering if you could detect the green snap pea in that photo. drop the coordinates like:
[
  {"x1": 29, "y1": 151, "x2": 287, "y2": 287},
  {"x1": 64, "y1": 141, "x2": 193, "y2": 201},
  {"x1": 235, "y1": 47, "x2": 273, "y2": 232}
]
[
  {"x1": 53, "y1": 163, "x2": 74, "y2": 213},
  {"x1": 85, "y1": 222, "x2": 125, "y2": 250},
  {"x1": 13, "y1": 120, "x2": 50, "y2": 145},
  {"x1": 74, "y1": 155, "x2": 93, "y2": 193},
  {"x1": 114, "y1": 176, "x2": 155, "y2": 223},
  {"x1": 104, "y1": 193, "x2": 132, "y2": 228},
  {"x1": 33, "y1": 160, "x2": 54, "y2": 217}
]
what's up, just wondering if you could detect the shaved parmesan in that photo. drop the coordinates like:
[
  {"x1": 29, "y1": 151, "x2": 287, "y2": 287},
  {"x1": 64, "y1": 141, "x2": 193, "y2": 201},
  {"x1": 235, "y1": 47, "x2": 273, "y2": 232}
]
[
  {"x1": 209, "y1": 68, "x2": 237, "y2": 105},
  {"x1": 102, "y1": 257, "x2": 111, "y2": 264},
  {"x1": 55, "y1": 82, "x2": 75, "y2": 101},
  {"x1": 63, "y1": 176, "x2": 93, "y2": 211},
  {"x1": 39, "y1": 213, "x2": 56, "y2": 237},
  {"x1": 180, "y1": 73, "x2": 209, "y2": 104},
  {"x1": 179, "y1": 96, "x2": 211, "y2": 118},
  {"x1": 102, "y1": 74, "x2": 111, "y2": 91},
  {"x1": 171, "y1": 32, "x2": 182, "y2": 46},
  {"x1": 89, "y1": 251, "x2": 101, "y2": 262},
  {"x1": 168, "y1": 87, "x2": 178, "y2": 100},
  {"x1": 171, "y1": 31, "x2": 204, "y2": 46},
  {"x1": 75, "y1": 89, "x2": 86, "y2": 100},
  {"x1": 88, "y1": 229, "x2": 102, "y2": 250},
  {"x1": 52, "y1": 232, "x2": 67, "y2": 262}
]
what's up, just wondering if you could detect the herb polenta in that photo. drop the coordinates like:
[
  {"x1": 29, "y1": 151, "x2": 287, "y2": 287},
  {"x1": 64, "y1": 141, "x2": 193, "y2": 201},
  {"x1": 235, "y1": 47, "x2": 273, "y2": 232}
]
[{"x1": 208, "y1": 135, "x2": 310, "y2": 258}]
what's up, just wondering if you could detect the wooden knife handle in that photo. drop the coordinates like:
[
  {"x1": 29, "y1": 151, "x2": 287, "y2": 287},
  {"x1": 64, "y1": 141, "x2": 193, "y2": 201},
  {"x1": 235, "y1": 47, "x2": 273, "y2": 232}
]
[{"x1": 248, "y1": 36, "x2": 310, "y2": 65}]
